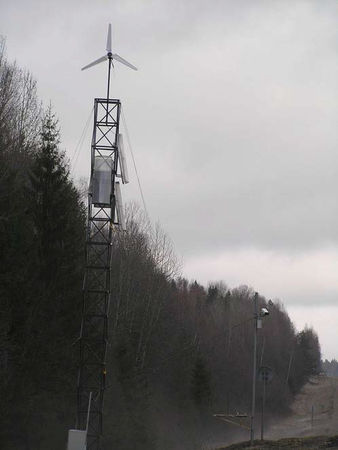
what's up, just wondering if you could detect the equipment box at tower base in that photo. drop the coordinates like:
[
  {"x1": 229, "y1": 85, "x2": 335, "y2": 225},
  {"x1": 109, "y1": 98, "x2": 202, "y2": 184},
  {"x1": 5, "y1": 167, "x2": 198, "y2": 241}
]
[{"x1": 67, "y1": 429, "x2": 86, "y2": 450}]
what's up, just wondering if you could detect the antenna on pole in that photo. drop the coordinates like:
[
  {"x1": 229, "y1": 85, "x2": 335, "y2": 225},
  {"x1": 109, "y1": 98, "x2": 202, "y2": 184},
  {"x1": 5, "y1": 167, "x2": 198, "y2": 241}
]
[{"x1": 81, "y1": 23, "x2": 137, "y2": 102}]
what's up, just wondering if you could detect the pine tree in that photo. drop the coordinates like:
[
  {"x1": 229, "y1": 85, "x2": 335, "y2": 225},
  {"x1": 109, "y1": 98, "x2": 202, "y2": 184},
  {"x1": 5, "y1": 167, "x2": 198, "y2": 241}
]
[
  {"x1": 27, "y1": 105, "x2": 85, "y2": 364},
  {"x1": 6, "y1": 106, "x2": 87, "y2": 448},
  {"x1": 30, "y1": 106, "x2": 80, "y2": 283}
]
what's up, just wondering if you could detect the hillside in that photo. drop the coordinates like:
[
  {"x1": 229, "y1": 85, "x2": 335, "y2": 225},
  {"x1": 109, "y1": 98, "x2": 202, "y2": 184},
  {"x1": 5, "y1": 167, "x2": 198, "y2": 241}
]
[
  {"x1": 217, "y1": 375, "x2": 338, "y2": 449},
  {"x1": 268, "y1": 375, "x2": 338, "y2": 439}
]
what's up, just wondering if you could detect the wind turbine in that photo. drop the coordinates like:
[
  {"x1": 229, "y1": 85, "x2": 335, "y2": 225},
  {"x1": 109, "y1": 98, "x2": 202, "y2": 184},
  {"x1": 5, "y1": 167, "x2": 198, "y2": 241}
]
[{"x1": 82, "y1": 24, "x2": 137, "y2": 101}]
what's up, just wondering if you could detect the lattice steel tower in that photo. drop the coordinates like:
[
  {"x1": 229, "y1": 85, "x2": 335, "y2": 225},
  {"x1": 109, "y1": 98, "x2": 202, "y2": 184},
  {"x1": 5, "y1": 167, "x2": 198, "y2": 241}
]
[{"x1": 75, "y1": 24, "x2": 137, "y2": 450}]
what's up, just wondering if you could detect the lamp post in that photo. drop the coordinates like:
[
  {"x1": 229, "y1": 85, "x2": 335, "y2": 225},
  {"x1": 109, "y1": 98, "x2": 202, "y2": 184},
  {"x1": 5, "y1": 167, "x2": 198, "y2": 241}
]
[
  {"x1": 250, "y1": 292, "x2": 258, "y2": 446},
  {"x1": 250, "y1": 293, "x2": 269, "y2": 446}
]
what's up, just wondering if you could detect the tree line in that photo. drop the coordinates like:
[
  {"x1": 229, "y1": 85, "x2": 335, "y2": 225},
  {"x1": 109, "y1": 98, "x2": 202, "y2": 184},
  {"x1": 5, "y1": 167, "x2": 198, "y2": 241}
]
[
  {"x1": 0, "y1": 42, "x2": 321, "y2": 449},
  {"x1": 322, "y1": 359, "x2": 338, "y2": 377}
]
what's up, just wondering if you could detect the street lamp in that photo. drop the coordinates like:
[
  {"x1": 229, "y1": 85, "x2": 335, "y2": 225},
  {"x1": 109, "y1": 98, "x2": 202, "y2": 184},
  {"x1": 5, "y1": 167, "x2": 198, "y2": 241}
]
[{"x1": 250, "y1": 293, "x2": 269, "y2": 446}]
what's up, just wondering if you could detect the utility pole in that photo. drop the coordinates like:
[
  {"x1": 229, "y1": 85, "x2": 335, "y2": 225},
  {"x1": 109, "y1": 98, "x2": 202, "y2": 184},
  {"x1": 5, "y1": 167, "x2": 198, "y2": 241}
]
[
  {"x1": 250, "y1": 292, "x2": 258, "y2": 446},
  {"x1": 260, "y1": 373, "x2": 266, "y2": 441}
]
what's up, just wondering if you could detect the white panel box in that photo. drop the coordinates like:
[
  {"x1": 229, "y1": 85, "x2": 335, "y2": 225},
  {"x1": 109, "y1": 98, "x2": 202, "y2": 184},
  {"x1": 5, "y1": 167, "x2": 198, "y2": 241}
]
[
  {"x1": 92, "y1": 156, "x2": 112, "y2": 206},
  {"x1": 67, "y1": 429, "x2": 86, "y2": 450},
  {"x1": 118, "y1": 134, "x2": 129, "y2": 184},
  {"x1": 115, "y1": 181, "x2": 126, "y2": 230}
]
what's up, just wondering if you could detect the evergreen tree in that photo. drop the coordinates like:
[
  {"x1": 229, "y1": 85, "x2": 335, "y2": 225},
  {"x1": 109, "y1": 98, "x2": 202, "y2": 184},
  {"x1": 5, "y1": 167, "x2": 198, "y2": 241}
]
[
  {"x1": 296, "y1": 327, "x2": 321, "y2": 377},
  {"x1": 26, "y1": 105, "x2": 85, "y2": 374},
  {"x1": 1, "y1": 106, "x2": 86, "y2": 449},
  {"x1": 29, "y1": 106, "x2": 84, "y2": 284}
]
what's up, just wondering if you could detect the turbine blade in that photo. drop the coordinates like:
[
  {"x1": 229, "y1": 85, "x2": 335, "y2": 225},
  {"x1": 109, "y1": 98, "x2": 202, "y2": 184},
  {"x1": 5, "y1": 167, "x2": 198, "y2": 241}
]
[
  {"x1": 81, "y1": 55, "x2": 107, "y2": 71},
  {"x1": 112, "y1": 53, "x2": 137, "y2": 71},
  {"x1": 106, "y1": 23, "x2": 112, "y2": 53}
]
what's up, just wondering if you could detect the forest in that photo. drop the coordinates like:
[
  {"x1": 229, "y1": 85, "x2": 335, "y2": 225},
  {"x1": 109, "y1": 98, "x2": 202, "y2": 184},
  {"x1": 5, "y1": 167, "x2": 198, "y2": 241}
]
[{"x1": 0, "y1": 41, "x2": 322, "y2": 449}]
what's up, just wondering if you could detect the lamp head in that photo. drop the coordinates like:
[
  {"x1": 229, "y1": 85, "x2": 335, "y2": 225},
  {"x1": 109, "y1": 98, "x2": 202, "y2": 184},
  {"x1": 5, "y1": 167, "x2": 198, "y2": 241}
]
[{"x1": 260, "y1": 307, "x2": 269, "y2": 317}]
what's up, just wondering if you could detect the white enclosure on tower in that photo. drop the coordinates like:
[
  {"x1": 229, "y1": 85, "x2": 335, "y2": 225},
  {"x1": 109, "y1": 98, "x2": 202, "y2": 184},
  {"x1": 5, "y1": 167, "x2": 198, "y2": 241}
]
[{"x1": 92, "y1": 156, "x2": 113, "y2": 206}]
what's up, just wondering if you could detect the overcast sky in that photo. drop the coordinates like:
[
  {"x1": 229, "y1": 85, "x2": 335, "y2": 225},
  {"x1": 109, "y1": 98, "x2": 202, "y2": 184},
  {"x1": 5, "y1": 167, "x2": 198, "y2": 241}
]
[{"x1": 1, "y1": 0, "x2": 338, "y2": 359}]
